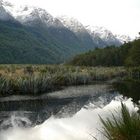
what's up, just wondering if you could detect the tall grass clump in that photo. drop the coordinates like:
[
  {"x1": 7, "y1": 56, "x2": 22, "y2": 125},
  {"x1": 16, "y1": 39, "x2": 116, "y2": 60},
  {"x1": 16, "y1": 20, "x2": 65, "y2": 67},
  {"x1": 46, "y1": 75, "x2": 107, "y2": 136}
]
[
  {"x1": 0, "y1": 74, "x2": 55, "y2": 96},
  {"x1": 100, "y1": 103, "x2": 140, "y2": 140}
]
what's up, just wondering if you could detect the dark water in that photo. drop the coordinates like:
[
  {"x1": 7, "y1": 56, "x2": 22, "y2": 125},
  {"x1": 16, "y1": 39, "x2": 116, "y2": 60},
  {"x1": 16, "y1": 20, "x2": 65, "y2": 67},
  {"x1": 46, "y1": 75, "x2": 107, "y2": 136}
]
[
  {"x1": 113, "y1": 80, "x2": 140, "y2": 104},
  {"x1": 0, "y1": 82, "x2": 139, "y2": 140}
]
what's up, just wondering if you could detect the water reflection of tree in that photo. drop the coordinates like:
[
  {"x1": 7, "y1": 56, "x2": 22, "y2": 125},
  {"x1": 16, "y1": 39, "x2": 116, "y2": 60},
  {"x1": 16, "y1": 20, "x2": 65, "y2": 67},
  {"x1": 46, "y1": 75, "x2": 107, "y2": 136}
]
[{"x1": 113, "y1": 80, "x2": 140, "y2": 104}]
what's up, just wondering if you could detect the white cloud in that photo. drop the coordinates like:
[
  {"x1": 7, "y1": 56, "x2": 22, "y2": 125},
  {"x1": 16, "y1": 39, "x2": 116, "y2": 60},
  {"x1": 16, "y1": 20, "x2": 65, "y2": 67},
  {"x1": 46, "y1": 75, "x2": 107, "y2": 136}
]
[{"x1": 9, "y1": 0, "x2": 140, "y2": 38}]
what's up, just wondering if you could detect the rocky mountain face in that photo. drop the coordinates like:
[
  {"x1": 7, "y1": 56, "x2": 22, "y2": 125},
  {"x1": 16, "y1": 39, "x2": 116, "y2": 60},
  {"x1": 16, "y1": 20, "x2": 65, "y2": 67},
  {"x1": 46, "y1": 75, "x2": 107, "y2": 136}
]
[{"x1": 0, "y1": 0, "x2": 132, "y2": 64}]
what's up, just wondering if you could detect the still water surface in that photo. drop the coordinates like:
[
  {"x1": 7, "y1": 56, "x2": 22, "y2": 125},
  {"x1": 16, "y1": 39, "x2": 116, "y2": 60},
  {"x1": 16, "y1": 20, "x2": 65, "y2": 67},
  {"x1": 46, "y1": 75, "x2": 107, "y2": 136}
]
[{"x1": 0, "y1": 83, "x2": 138, "y2": 140}]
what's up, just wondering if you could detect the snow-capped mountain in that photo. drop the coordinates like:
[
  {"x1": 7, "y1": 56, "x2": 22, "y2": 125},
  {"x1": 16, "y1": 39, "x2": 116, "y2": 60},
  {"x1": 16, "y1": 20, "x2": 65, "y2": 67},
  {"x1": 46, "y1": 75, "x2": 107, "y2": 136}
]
[
  {"x1": 58, "y1": 16, "x2": 98, "y2": 48},
  {"x1": 0, "y1": 0, "x2": 87, "y2": 64},
  {"x1": 0, "y1": 0, "x2": 132, "y2": 48},
  {"x1": 0, "y1": 0, "x2": 134, "y2": 64},
  {"x1": 58, "y1": 16, "x2": 88, "y2": 33},
  {"x1": 16, "y1": 7, "x2": 63, "y2": 27},
  {"x1": 1, "y1": 1, "x2": 63, "y2": 27},
  {"x1": 58, "y1": 17, "x2": 132, "y2": 47},
  {"x1": 115, "y1": 34, "x2": 132, "y2": 43},
  {"x1": 86, "y1": 26, "x2": 122, "y2": 46}
]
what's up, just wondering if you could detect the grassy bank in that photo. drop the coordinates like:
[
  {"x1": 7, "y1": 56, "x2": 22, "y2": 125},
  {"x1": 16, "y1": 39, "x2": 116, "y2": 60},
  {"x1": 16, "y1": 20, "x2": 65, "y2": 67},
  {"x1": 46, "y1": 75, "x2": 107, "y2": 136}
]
[
  {"x1": 100, "y1": 103, "x2": 140, "y2": 140},
  {"x1": 0, "y1": 65, "x2": 127, "y2": 96}
]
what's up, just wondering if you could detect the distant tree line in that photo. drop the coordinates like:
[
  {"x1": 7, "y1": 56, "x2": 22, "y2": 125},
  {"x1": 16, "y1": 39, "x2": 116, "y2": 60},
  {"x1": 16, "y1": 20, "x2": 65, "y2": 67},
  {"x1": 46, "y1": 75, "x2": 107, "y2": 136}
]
[{"x1": 68, "y1": 39, "x2": 140, "y2": 67}]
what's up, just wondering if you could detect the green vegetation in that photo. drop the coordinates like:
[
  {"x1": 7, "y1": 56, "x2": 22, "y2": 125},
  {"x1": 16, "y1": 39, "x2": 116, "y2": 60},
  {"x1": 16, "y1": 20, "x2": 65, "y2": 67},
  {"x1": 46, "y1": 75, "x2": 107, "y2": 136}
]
[
  {"x1": 100, "y1": 103, "x2": 140, "y2": 140},
  {"x1": 0, "y1": 65, "x2": 126, "y2": 96},
  {"x1": 0, "y1": 21, "x2": 55, "y2": 64},
  {"x1": 125, "y1": 40, "x2": 140, "y2": 66},
  {"x1": 68, "y1": 39, "x2": 140, "y2": 67},
  {"x1": 0, "y1": 20, "x2": 90, "y2": 64},
  {"x1": 68, "y1": 46, "x2": 123, "y2": 66}
]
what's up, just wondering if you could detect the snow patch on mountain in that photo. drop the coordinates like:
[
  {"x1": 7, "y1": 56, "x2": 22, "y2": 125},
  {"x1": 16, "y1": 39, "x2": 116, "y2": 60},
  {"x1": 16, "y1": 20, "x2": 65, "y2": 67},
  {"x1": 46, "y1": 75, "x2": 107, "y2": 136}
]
[
  {"x1": 0, "y1": 0, "x2": 14, "y2": 21},
  {"x1": 15, "y1": 7, "x2": 55, "y2": 25},
  {"x1": 1, "y1": 0, "x2": 63, "y2": 27},
  {"x1": 86, "y1": 25, "x2": 122, "y2": 46},
  {"x1": 58, "y1": 16, "x2": 88, "y2": 33},
  {"x1": 115, "y1": 34, "x2": 132, "y2": 43}
]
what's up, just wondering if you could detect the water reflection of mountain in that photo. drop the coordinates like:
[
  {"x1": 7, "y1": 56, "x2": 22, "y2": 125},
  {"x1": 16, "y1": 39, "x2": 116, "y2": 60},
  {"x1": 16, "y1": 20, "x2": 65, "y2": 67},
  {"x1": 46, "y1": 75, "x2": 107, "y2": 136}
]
[{"x1": 0, "y1": 84, "x2": 119, "y2": 130}]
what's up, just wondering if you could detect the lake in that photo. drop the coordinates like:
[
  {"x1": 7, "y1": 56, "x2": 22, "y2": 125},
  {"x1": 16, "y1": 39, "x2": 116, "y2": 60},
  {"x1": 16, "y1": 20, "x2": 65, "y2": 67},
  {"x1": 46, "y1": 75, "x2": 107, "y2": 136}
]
[{"x1": 0, "y1": 82, "x2": 139, "y2": 140}]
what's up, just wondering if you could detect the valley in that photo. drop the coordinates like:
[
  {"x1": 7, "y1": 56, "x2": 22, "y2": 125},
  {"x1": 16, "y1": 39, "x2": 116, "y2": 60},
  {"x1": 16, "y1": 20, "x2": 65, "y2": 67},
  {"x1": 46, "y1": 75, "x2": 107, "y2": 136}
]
[
  {"x1": 0, "y1": 0, "x2": 139, "y2": 140},
  {"x1": 0, "y1": 0, "x2": 132, "y2": 64}
]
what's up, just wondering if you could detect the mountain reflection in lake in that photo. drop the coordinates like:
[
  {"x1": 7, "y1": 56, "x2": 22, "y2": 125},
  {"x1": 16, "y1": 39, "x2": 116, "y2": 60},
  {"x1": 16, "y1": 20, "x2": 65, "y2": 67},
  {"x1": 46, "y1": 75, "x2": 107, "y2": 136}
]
[{"x1": 0, "y1": 83, "x2": 138, "y2": 140}]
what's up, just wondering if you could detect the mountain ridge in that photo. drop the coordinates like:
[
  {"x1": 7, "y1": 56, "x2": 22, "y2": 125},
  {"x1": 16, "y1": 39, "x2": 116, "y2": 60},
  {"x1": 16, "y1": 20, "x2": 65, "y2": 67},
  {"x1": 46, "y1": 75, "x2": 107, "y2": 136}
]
[
  {"x1": 0, "y1": 0, "x2": 133, "y2": 64},
  {"x1": 1, "y1": 0, "x2": 131, "y2": 45}
]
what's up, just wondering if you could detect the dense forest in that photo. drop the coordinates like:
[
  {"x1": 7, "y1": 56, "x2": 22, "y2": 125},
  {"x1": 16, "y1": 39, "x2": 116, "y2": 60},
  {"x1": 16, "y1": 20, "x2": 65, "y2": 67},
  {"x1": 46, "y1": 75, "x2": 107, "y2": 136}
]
[
  {"x1": 68, "y1": 38, "x2": 140, "y2": 67},
  {"x1": 0, "y1": 20, "x2": 91, "y2": 64}
]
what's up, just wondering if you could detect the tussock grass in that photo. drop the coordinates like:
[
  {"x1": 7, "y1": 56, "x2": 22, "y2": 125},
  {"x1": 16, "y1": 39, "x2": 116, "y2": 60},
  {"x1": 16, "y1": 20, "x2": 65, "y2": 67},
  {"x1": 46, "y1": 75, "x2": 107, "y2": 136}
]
[
  {"x1": 100, "y1": 103, "x2": 140, "y2": 140},
  {"x1": 0, "y1": 65, "x2": 126, "y2": 96}
]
